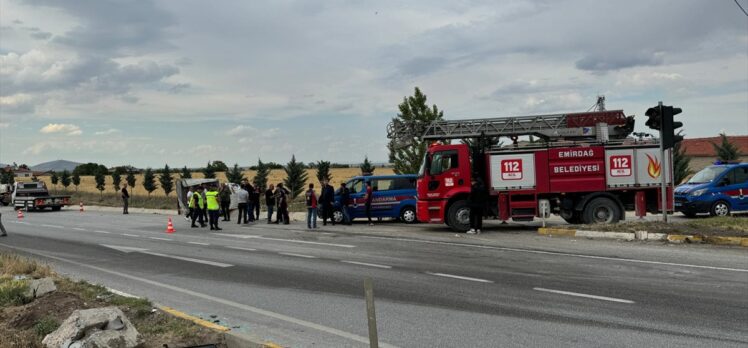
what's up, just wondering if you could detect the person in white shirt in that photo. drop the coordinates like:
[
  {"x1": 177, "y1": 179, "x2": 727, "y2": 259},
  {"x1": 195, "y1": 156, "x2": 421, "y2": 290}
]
[
  {"x1": 236, "y1": 187, "x2": 249, "y2": 224},
  {"x1": 185, "y1": 188, "x2": 194, "y2": 220}
]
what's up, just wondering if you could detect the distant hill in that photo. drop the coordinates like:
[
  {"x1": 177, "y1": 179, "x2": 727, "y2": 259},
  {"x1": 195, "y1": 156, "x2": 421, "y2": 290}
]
[{"x1": 31, "y1": 160, "x2": 82, "y2": 173}]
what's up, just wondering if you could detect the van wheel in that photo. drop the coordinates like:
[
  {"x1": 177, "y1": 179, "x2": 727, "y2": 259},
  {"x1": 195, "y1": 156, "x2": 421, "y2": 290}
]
[
  {"x1": 710, "y1": 201, "x2": 730, "y2": 217},
  {"x1": 582, "y1": 197, "x2": 622, "y2": 224},
  {"x1": 447, "y1": 201, "x2": 471, "y2": 232},
  {"x1": 400, "y1": 206, "x2": 417, "y2": 224},
  {"x1": 332, "y1": 209, "x2": 344, "y2": 224}
]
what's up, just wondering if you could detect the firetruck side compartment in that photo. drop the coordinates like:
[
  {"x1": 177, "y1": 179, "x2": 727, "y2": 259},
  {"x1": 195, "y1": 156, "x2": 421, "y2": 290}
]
[
  {"x1": 547, "y1": 146, "x2": 606, "y2": 193},
  {"x1": 488, "y1": 152, "x2": 536, "y2": 190}
]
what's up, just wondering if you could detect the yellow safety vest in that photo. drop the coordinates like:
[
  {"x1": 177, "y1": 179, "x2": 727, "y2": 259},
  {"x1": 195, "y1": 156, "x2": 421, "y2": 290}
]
[
  {"x1": 205, "y1": 191, "x2": 219, "y2": 211},
  {"x1": 190, "y1": 192, "x2": 204, "y2": 209}
]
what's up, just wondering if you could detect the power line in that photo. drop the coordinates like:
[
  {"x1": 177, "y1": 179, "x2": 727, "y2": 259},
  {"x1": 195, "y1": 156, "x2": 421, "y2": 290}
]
[{"x1": 735, "y1": 0, "x2": 748, "y2": 17}]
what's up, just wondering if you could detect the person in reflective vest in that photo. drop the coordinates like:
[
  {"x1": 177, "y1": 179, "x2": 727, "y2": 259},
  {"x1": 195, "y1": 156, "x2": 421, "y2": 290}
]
[
  {"x1": 205, "y1": 185, "x2": 222, "y2": 231},
  {"x1": 190, "y1": 186, "x2": 206, "y2": 228}
]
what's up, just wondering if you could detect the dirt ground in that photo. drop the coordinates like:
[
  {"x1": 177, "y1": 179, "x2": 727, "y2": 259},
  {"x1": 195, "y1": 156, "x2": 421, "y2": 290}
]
[{"x1": 573, "y1": 216, "x2": 748, "y2": 237}]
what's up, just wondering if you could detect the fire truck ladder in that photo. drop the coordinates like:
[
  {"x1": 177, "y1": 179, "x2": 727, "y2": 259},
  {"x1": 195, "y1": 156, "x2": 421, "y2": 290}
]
[{"x1": 387, "y1": 110, "x2": 634, "y2": 149}]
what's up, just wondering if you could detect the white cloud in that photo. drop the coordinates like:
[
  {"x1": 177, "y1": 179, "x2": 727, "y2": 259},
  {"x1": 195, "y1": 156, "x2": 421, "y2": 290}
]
[
  {"x1": 95, "y1": 128, "x2": 120, "y2": 135},
  {"x1": 39, "y1": 123, "x2": 82, "y2": 136},
  {"x1": 0, "y1": 123, "x2": 9, "y2": 129}
]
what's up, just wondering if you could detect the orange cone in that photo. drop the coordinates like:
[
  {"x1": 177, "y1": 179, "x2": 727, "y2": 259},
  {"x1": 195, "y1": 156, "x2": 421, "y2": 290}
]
[
  {"x1": 17, "y1": 210, "x2": 24, "y2": 220},
  {"x1": 165, "y1": 217, "x2": 176, "y2": 234},
  {"x1": 79, "y1": 202, "x2": 84, "y2": 213}
]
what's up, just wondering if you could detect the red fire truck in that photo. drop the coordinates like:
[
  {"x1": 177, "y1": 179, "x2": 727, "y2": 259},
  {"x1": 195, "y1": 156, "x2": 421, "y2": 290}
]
[{"x1": 387, "y1": 107, "x2": 673, "y2": 232}]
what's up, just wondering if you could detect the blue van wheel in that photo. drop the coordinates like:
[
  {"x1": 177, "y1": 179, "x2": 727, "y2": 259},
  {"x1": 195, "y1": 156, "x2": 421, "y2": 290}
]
[
  {"x1": 711, "y1": 201, "x2": 730, "y2": 217},
  {"x1": 400, "y1": 206, "x2": 417, "y2": 224}
]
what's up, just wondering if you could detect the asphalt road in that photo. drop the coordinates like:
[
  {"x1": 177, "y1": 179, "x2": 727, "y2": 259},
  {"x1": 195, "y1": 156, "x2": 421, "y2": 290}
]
[{"x1": 0, "y1": 207, "x2": 746, "y2": 347}]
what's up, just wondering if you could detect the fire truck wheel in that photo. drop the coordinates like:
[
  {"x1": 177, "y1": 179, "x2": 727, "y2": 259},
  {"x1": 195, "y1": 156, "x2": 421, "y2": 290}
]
[
  {"x1": 582, "y1": 197, "x2": 621, "y2": 224},
  {"x1": 400, "y1": 206, "x2": 417, "y2": 224},
  {"x1": 710, "y1": 201, "x2": 730, "y2": 217},
  {"x1": 447, "y1": 201, "x2": 471, "y2": 232}
]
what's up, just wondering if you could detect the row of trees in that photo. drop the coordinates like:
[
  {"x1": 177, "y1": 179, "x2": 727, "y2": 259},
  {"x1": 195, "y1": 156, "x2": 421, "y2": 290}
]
[{"x1": 46, "y1": 156, "x2": 377, "y2": 200}]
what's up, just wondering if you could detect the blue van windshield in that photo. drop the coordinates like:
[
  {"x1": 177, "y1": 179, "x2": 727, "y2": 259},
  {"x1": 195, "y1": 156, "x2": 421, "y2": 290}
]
[{"x1": 688, "y1": 166, "x2": 727, "y2": 184}]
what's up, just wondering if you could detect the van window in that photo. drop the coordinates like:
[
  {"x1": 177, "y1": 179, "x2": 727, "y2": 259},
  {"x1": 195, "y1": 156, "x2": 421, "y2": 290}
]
[
  {"x1": 373, "y1": 179, "x2": 394, "y2": 191},
  {"x1": 393, "y1": 177, "x2": 416, "y2": 190},
  {"x1": 727, "y1": 167, "x2": 748, "y2": 185},
  {"x1": 429, "y1": 151, "x2": 458, "y2": 176},
  {"x1": 351, "y1": 179, "x2": 363, "y2": 193}
]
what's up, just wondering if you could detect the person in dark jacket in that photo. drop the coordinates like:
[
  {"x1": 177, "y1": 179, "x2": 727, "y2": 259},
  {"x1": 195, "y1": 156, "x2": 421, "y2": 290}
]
[
  {"x1": 364, "y1": 181, "x2": 374, "y2": 226},
  {"x1": 339, "y1": 182, "x2": 351, "y2": 225},
  {"x1": 319, "y1": 179, "x2": 335, "y2": 226},
  {"x1": 245, "y1": 182, "x2": 256, "y2": 222},
  {"x1": 121, "y1": 184, "x2": 130, "y2": 214},
  {"x1": 265, "y1": 184, "x2": 276, "y2": 223},
  {"x1": 277, "y1": 183, "x2": 290, "y2": 224},
  {"x1": 467, "y1": 177, "x2": 487, "y2": 234},
  {"x1": 253, "y1": 186, "x2": 261, "y2": 220},
  {"x1": 219, "y1": 183, "x2": 232, "y2": 221}
]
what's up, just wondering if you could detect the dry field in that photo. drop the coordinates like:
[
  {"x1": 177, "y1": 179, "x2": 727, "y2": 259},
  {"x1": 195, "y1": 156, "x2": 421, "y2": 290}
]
[{"x1": 39, "y1": 168, "x2": 396, "y2": 197}]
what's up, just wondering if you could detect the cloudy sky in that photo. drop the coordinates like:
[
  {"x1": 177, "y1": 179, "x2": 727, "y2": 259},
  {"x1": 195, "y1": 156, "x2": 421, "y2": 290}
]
[{"x1": 1, "y1": 0, "x2": 746, "y2": 168}]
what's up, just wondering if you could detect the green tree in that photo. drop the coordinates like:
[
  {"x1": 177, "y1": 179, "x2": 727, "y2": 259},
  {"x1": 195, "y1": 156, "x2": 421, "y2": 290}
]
[
  {"x1": 360, "y1": 156, "x2": 375, "y2": 175},
  {"x1": 315, "y1": 161, "x2": 332, "y2": 182},
  {"x1": 111, "y1": 171, "x2": 122, "y2": 192},
  {"x1": 50, "y1": 172, "x2": 59, "y2": 192},
  {"x1": 142, "y1": 168, "x2": 157, "y2": 197},
  {"x1": 60, "y1": 170, "x2": 71, "y2": 191},
  {"x1": 226, "y1": 164, "x2": 245, "y2": 184},
  {"x1": 712, "y1": 133, "x2": 741, "y2": 162},
  {"x1": 388, "y1": 87, "x2": 444, "y2": 174},
  {"x1": 72, "y1": 172, "x2": 81, "y2": 191},
  {"x1": 0, "y1": 169, "x2": 13, "y2": 185},
  {"x1": 126, "y1": 170, "x2": 136, "y2": 192},
  {"x1": 159, "y1": 165, "x2": 174, "y2": 196},
  {"x1": 94, "y1": 168, "x2": 106, "y2": 197},
  {"x1": 253, "y1": 159, "x2": 269, "y2": 190},
  {"x1": 180, "y1": 166, "x2": 192, "y2": 179},
  {"x1": 211, "y1": 160, "x2": 229, "y2": 172},
  {"x1": 202, "y1": 162, "x2": 216, "y2": 179},
  {"x1": 283, "y1": 155, "x2": 308, "y2": 199},
  {"x1": 673, "y1": 131, "x2": 692, "y2": 185}
]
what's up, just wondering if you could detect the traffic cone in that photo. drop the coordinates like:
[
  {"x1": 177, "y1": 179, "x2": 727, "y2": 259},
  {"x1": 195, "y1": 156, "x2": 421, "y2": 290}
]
[
  {"x1": 17, "y1": 210, "x2": 24, "y2": 220},
  {"x1": 165, "y1": 217, "x2": 176, "y2": 234},
  {"x1": 79, "y1": 202, "x2": 84, "y2": 213}
]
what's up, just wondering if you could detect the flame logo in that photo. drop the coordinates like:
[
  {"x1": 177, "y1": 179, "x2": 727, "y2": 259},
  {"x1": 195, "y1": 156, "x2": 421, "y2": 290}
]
[{"x1": 646, "y1": 154, "x2": 661, "y2": 178}]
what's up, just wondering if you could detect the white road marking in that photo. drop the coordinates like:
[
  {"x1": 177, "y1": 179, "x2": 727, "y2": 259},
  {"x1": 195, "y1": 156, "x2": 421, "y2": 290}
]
[
  {"x1": 149, "y1": 237, "x2": 173, "y2": 241},
  {"x1": 94, "y1": 230, "x2": 111, "y2": 234},
  {"x1": 188, "y1": 242, "x2": 210, "y2": 246},
  {"x1": 213, "y1": 233, "x2": 355, "y2": 248},
  {"x1": 0, "y1": 244, "x2": 393, "y2": 347},
  {"x1": 99, "y1": 244, "x2": 232, "y2": 268},
  {"x1": 107, "y1": 288, "x2": 140, "y2": 299},
  {"x1": 122, "y1": 233, "x2": 139, "y2": 237},
  {"x1": 340, "y1": 260, "x2": 392, "y2": 269},
  {"x1": 225, "y1": 246, "x2": 257, "y2": 252},
  {"x1": 72, "y1": 227, "x2": 87, "y2": 231},
  {"x1": 41, "y1": 224, "x2": 64, "y2": 229},
  {"x1": 362, "y1": 236, "x2": 748, "y2": 273},
  {"x1": 279, "y1": 252, "x2": 317, "y2": 259},
  {"x1": 425, "y1": 272, "x2": 493, "y2": 283},
  {"x1": 533, "y1": 287, "x2": 635, "y2": 304}
]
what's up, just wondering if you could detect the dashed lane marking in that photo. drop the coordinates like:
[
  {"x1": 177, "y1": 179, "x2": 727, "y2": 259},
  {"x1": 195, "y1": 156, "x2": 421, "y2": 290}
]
[
  {"x1": 225, "y1": 246, "x2": 257, "y2": 252},
  {"x1": 72, "y1": 227, "x2": 87, "y2": 231},
  {"x1": 188, "y1": 242, "x2": 210, "y2": 246},
  {"x1": 340, "y1": 260, "x2": 392, "y2": 269},
  {"x1": 41, "y1": 224, "x2": 64, "y2": 229},
  {"x1": 93, "y1": 230, "x2": 111, "y2": 234},
  {"x1": 425, "y1": 272, "x2": 493, "y2": 283},
  {"x1": 149, "y1": 237, "x2": 173, "y2": 241},
  {"x1": 213, "y1": 233, "x2": 355, "y2": 248},
  {"x1": 122, "y1": 233, "x2": 139, "y2": 237},
  {"x1": 278, "y1": 252, "x2": 318, "y2": 259},
  {"x1": 361, "y1": 236, "x2": 748, "y2": 273},
  {"x1": 533, "y1": 287, "x2": 635, "y2": 304}
]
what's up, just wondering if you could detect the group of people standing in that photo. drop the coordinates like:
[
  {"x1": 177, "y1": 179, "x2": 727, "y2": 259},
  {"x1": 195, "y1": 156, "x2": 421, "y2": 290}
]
[
  {"x1": 304, "y1": 178, "x2": 371, "y2": 229},
  {"x1": 185, "y1": 185, "x2": 225, "y2": 230}
]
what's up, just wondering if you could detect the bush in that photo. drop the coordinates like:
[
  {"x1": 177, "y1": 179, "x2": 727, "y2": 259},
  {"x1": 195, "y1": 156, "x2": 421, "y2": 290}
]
[
  {"x1": 0, "y1": 279, "x2": 29, "y2": 306},
  {"x1": 33, "y1": 316, "x2": 59, "y2": 337}
]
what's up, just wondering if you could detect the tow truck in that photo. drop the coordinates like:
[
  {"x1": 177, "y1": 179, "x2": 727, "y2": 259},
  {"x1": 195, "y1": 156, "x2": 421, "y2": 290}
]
[
  {"x1": 12, "y1": 181, "x2": 71, "y2": 211},
  {"x1": 387, "y1": 102, "x2": 673, "y2": 232}
]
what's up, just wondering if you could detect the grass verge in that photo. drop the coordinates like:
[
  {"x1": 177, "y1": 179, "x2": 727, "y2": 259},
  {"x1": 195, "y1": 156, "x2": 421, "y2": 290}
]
[{"x1": 0, "y1": 252, "x2": 226, "y2": 347}]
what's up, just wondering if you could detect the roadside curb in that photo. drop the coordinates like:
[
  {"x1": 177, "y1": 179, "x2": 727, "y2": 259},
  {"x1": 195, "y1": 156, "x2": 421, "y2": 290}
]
[
  {"x1": 104, "y1": 288, "x2": 284, "y2": 348},
  {"x1": 538, "y1": 228, "x2": 748, "y2": 247}
]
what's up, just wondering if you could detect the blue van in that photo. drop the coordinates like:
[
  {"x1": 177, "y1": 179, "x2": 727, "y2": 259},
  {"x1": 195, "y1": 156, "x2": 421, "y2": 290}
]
[
  {"x1": 674, "y1": 163, "x2": 748, "y2": 217},
  {"x1": 333, "y1": 174, "x2": 418, "y2": 224}
]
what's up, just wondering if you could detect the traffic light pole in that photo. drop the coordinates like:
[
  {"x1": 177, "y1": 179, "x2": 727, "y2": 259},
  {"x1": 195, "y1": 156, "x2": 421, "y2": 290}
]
[{"x1": 658, "y1": 101, "x2": 668, "y2": 223}]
